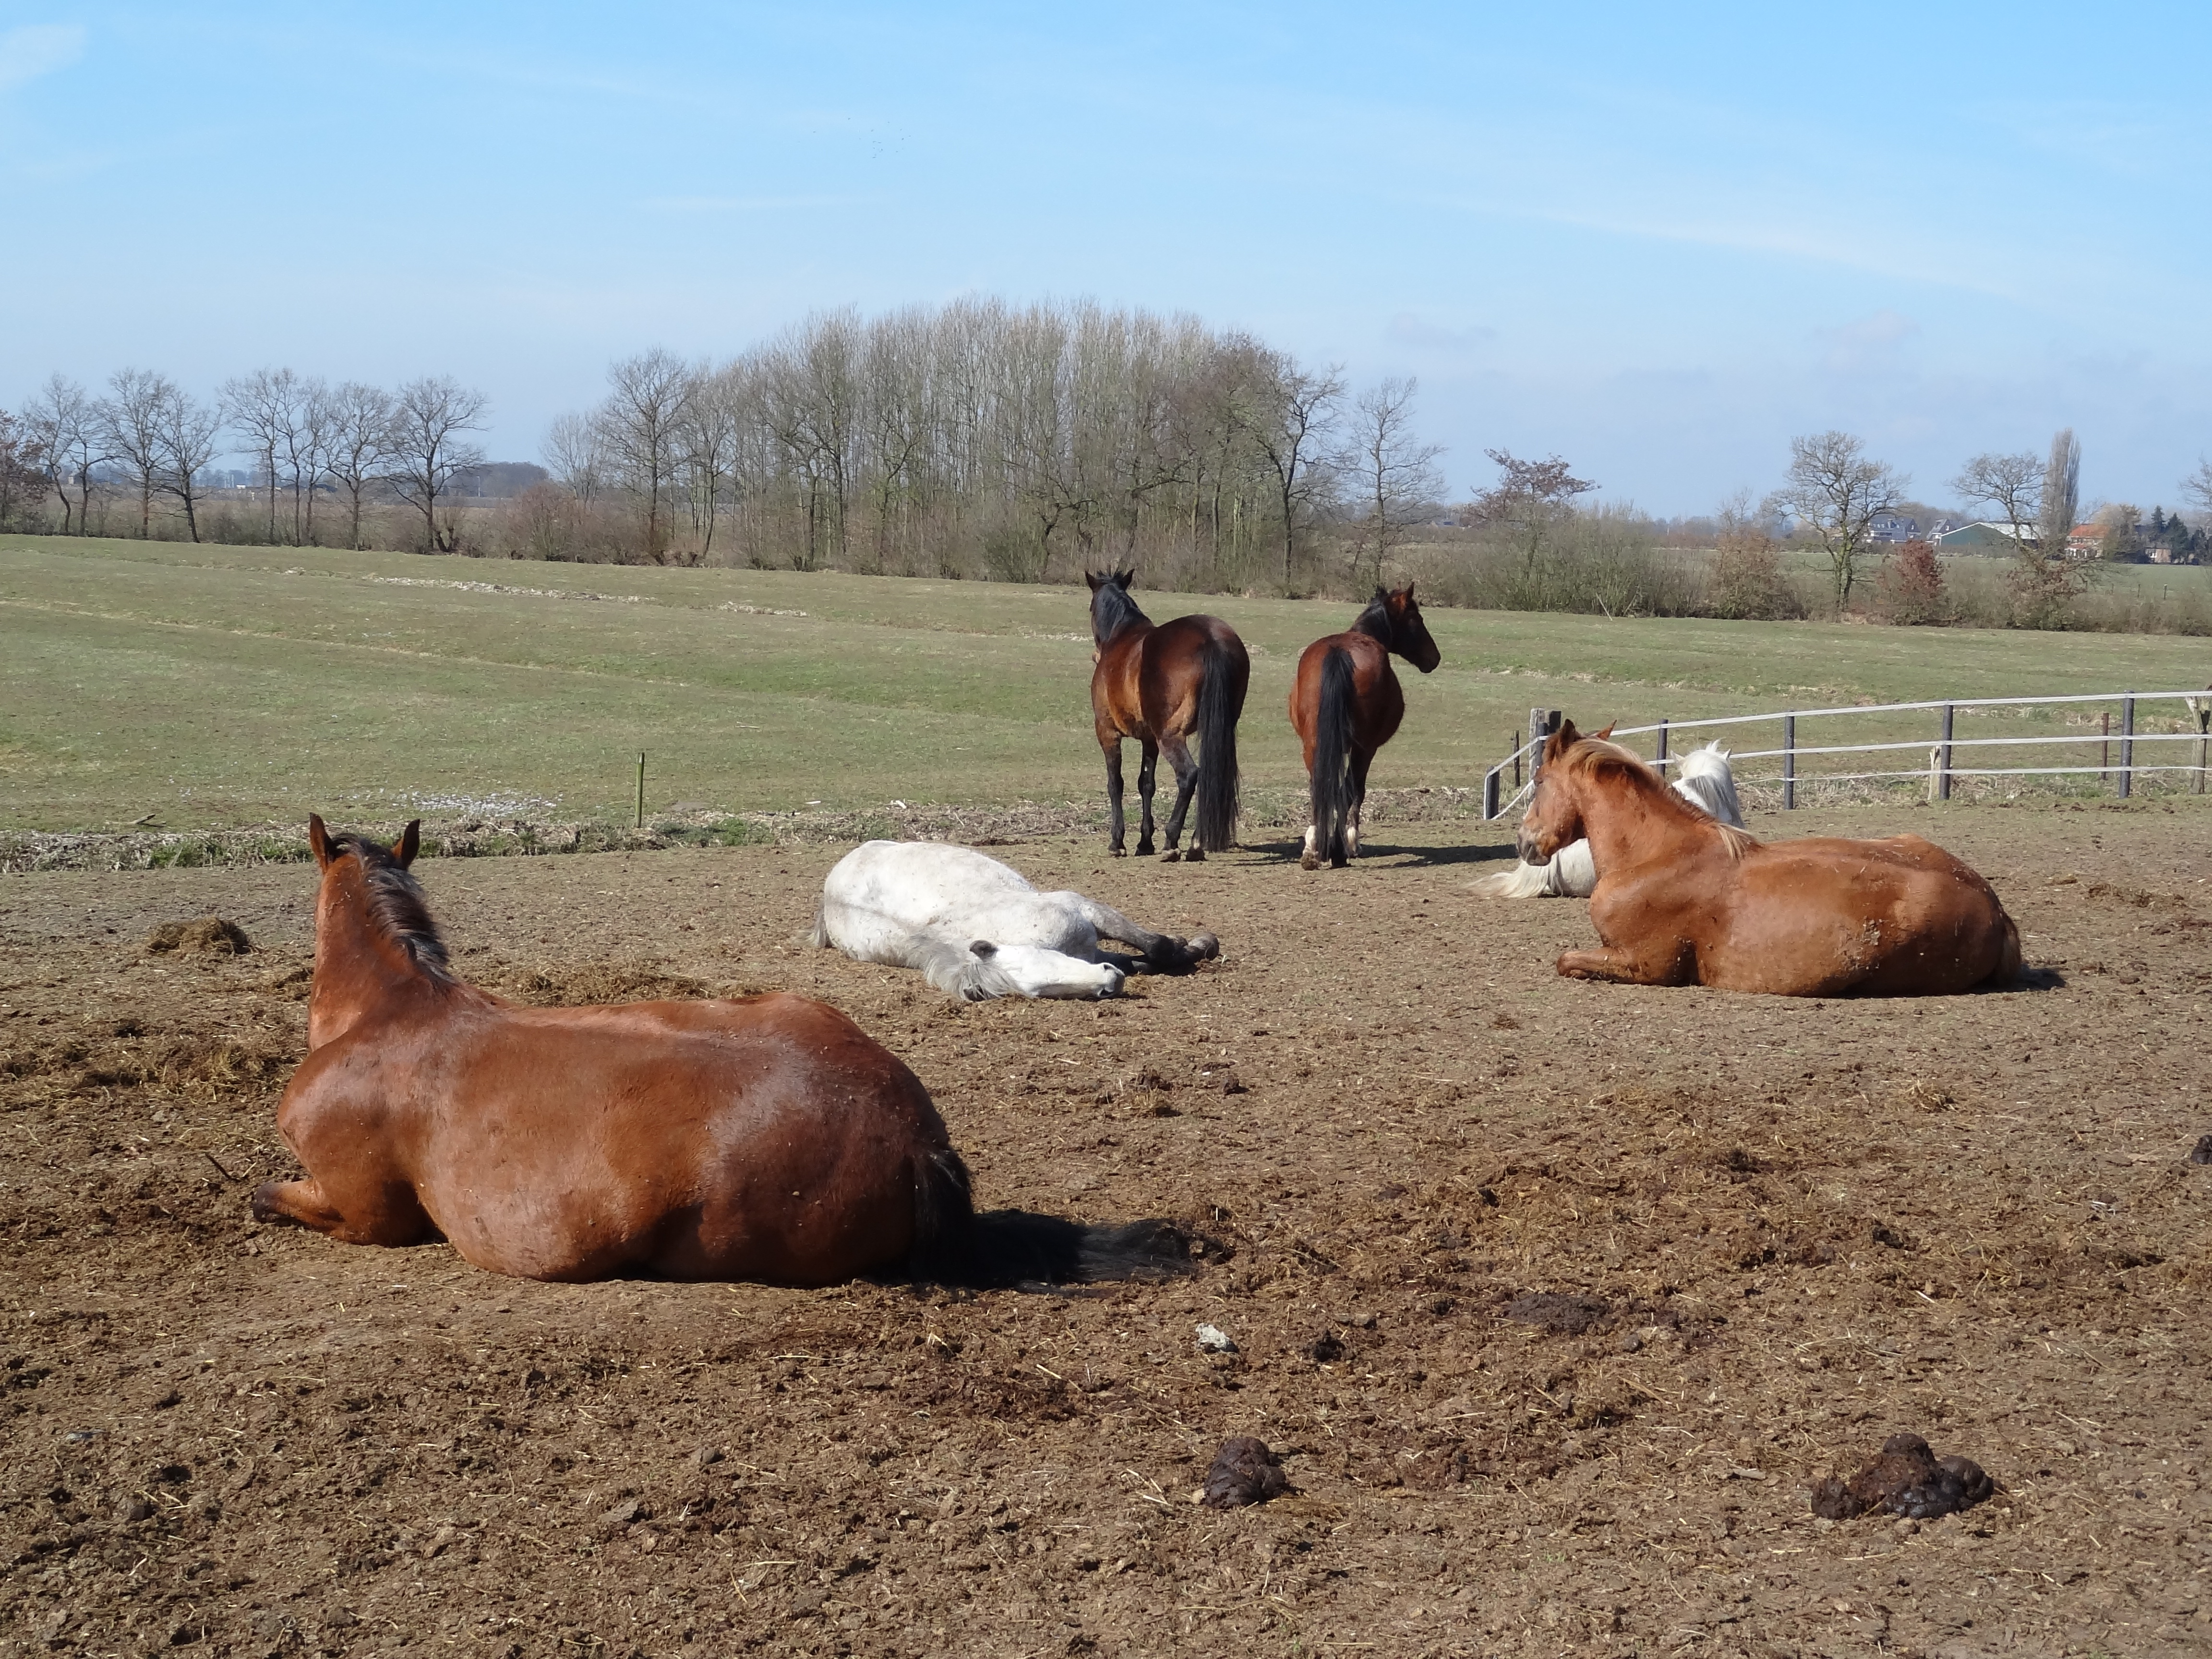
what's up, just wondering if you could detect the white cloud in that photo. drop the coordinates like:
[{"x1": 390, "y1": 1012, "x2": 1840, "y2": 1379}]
[
  {"x1": 0, "y1": 24, "x2": 86, "y2": 93},
  {"x1": 1815, "y1": 309, "x2": 1920, "y2": 372}
]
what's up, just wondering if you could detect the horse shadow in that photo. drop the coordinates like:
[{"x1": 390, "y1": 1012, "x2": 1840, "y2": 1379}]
[{"x1": 1242, "y1": 835, "x2": 1520, "y2": 869}]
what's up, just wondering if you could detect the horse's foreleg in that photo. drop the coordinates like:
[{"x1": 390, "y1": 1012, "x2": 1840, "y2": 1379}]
[
  {"x1": 250, "y1": 1175, "x2": 435, "y2": 1246},
  {"x1": 1077, "y1": 898, "x2": 1219, "y2": 971},
  {"x1": 1135, "y1": 743, "x2": 1159, "y2": 857},
  {"x1": 1103, "y1": 742, "x2": 1127, "y2": 856},
  {"x1": 1555, "y1": 942, "x2": 1694, "y2": 986},
  {"x1": 1157, "y1": 733, "x2": 1201, "y2": 860}
]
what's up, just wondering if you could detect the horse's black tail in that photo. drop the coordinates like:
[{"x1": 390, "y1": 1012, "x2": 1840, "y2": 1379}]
[
  {"x1": 1310, "y1": 644, "x2": 1357, "y2": 867},
  {"x1": 907, "y1": 1145, "x2": 1196, "y2": 1288},
  {"x1": 1193, "y1": 633, "x2": 1244, "y2": 854}
]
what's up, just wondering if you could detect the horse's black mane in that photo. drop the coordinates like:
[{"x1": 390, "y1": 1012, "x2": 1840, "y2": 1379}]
[
  {"x1": 1348, "y1": 589, "x2": 1393, "y2": 645},
  {"x1": 330, "y1": 834, "x2": 454, "y2": 982},
  {"x1": 1089, "y1": 572, "x2": 1150, "y2": 646}
]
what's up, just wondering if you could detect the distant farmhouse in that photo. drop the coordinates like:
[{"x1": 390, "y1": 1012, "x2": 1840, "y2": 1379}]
[
  {"x1": 1933, "y1": 521, "x2": 2034, "y2": 553},
  {"x1": 1866, "y1": 511, "x2": 1920, "y2": 543}
]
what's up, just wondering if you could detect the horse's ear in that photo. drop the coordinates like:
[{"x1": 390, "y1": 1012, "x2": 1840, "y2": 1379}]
[
  {"x1": 1401, "y1": 580, "x2": 1416, "y2": 603},
  {"x1": 1085, "y1": 571, "x2": 1103, "y2": 591},
  {"x1": 394, "y1": 820, "x2": 421, "y2": 868},
  {"x1": 1594, "y1": 722, "x2": 1616, "y2": 741},
  {"x1": 1548, "y1": 718, "x2": 1581, "y2": 759},
  {"x1": 1116, "y1": 567, "x2": 1135, "y2": 588},
  {"x1": 308, "y1": 814, "x2": 334, "y2": 870},
  {"x1": 969, "y1": 939, "x2": 998, "y2": 958}
]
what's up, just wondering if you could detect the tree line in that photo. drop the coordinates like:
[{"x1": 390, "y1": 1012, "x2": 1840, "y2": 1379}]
[
  {"x1": 0, "y1": 370, "x2": 492, "y2": 551},
  {"x1": 540, "y1": 299, "x2": 1443, "y2": 589}
]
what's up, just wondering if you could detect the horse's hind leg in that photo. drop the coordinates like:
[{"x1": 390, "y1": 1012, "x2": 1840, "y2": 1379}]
[
  {"x1": 1102, "y1": 740, "x2": 1128, "y2": 856},
  {"x1": 1075, "y1": 897, "x2": 1218, "y2": 971},
  {"x1": 250, "y1": 1173, "x2": 437, "y2": 1246},
  {"x1": 1345, "y1": 749, "x2": 1375, "y2": 862},
  {"x1": 1156, "y1": 732, "x2": 1201, "y2": 860},
  {"x1": 1135, "y1": 742, "x2": 1160, "y2": 857}
]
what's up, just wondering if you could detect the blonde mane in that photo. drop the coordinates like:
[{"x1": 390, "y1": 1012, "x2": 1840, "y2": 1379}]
[{"x1": 1560, "y1": 737, "x2": 1757, "y2": 858}]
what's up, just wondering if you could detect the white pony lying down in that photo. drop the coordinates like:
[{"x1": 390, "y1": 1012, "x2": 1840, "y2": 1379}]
[
  {"x1": 813, "y1": 841, "x2": 1220, "y2": 1000},
  {"x1": 1472, "y1": 740, "x2": 1744, "y2": 899}
]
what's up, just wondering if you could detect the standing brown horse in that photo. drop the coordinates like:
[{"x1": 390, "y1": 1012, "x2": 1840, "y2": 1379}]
[
  {"x1": 1516, "y1": 721, "x2": 2022, "y2": 995},
  {"x1": 1289, "y1": 584, "x2": 1442, "y2": 869},
  {"x1": 1087, "y1": 569, "x2": 1249, "y2": 859},
  {"x1": 251, "y1": 816, "x2": 1191, "y2": 1285}
]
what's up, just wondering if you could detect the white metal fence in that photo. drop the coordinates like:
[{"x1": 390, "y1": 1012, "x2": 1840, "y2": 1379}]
[{"x1": 1480, "y1": 690, "x2": 2212, "y2": 819}]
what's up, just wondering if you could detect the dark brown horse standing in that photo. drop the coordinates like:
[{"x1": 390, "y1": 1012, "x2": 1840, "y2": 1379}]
[
  {"x1": 251, "y1": 816, "x2": 1189, "y2": 1286},
  {"x1": 1289, "y1": 584, "x2": 1442, "y2": 869},
  {"x1": 1087, "y1": 569, "x2": 1249, "y2": 860}
]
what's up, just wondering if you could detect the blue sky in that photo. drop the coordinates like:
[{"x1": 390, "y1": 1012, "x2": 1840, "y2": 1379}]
[{"x1": 4, "y1": 1, "x2": 2208, "y2": 516}]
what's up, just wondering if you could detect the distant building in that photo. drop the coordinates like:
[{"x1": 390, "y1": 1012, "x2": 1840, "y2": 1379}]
[
  {"x1": 1867, "y1": 511, "x2": 1919, "y2": 542},
  {"x1": 2065, "y1": 523, "x2": 2104, "y2": 559},
  {"x1": 1933, "y1": 521, "x2": 2032, "y2": 552}
]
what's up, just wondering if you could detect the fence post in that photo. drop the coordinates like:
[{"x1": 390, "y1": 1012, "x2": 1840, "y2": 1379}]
[
  {"x1": 1511, "y1": 731, "x2": 1522, "y2": 792},
  {"x1": 1782, "y1": 713, "x2": 1796, "y2": 810},
  {"x1": 1529, "y1": 708, "x2": 1559, "y2": 778},
  {"x1": 1927, "y1": 746, "x2": 1942, "y2": 806},
  {"x1": 2100, "y1": 711, "x2": 2110, "y2": 789},
  {"x1": 1937, "y1": 703, "x2": 1954, "y2": 803},
  {"x1": 2118, "y1": 695, "x2": 2135, "y2": 799},
  {"x1": 1655, "y1": 718, "x2": 1670, "y2": 769},
  {"x1": 636, "y1": 751, "x2": 647, "y2": 829},
  {"x1": 2195, "y1": 698, "x2": 2210, "y2": 795},
  {"x1": 1482, "y1": 768, "x2": 1501, "y2": 820}
]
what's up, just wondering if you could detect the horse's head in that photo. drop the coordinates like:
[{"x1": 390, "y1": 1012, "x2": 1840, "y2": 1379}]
[
  {"x1": 1516, "y1": 719, "x2": 1612, "y2": 864},
  {"x1": 1085, "y1": 567, "x2": 1145, "y2": 648},
  {"x1": 304, "y1": 814, "x2": 449, "y2": 1047},
  {"x1": 1381, "y1": 583, "x2": 1441, "y2": 673}
]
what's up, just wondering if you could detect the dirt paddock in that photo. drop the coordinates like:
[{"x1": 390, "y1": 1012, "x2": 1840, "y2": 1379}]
[{"x1": 3, "y1": 800, "x2": 2209, "y2": 1658}]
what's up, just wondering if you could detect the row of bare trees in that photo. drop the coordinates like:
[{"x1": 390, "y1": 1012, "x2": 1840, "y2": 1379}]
[
  {"x1": 543, "y1": 301, "x2": 1446, "y2": 587},
  {"x1": 11, "y1": 371, "x2": 489, "y2": 550}
]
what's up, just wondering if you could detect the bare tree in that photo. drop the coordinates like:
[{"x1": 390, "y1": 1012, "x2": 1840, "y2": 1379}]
[
  {"x1": 1336, "y1": 376, "x2": 1444, "y2": 589},
  {"x1": 220, "y1": 368, "x2": 304, "y2": 543},
  {"x1": 544, "y1": 411, "x2": 608, "y2": 508},
  {"x1": 1950, "y1": 450, "x2": 2042, "y2": 552},
  {"x1": 596, "y1": 348, "x2": 695, "y2": 559},
  {"x1": 1766, "y1": 431, "x2": 1907, "y2": 612},
  {"x1": 285, "y1": 380, "x2": 334, "y2": 544},
  {"x1": 24, "y1": 375, "x2": 104, "y2": 535},
  {"x1": 384, "y1": 376, "x2": 488, "y2": 552},
  {"x1": 322, "y1": 383, "x2": 393, "y2": 551},
  {"x1": 2036, "y1": 429, "x2": 2081, "y2": 561},
  {"x1": 1470, "y1": 449, "x2": 1596, "y2": 577},
  {"x1": 1235, "y1": 349, "x2": 1344, "y2": 589},
  {"x1": 2183, "y1": 457, "x2": 2212, "y2": 525},
  {"x1": 678, "y1": 363, "x2": 749, "y2": 564},
  {"x1": 100, "y1": 369, "x2": 173, "y2": 539},
  {"x1": 151, "y1": 383, "x2": 223, "y2": 543},
  {"x1": 0, "y1": 409, "x2": 46, "y2": 531}
]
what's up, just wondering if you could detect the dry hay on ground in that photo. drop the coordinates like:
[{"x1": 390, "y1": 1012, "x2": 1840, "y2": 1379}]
[{"x1": 2, "y1": 802, "x2": 2210, "y2": 1656}]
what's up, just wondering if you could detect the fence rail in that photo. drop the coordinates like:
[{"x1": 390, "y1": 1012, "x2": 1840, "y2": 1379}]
[{"x1": 1479, "y1": 689, "x2": 2212, "y2": 819}]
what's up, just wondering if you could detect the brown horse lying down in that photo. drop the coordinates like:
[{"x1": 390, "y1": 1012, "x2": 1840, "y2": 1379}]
[
  {"x1": 251, "y1": 817, "x2": 1192, "y2": 1286},
  {"x1": 1516, "y1": 721, "x2": 2021, "y2": 996}
]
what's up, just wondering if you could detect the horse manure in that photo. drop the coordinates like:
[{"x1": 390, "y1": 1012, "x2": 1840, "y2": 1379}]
[
  {"x1": 1306, "y1": 1334, "x2": 1345, "y2": 1363},
  {"x1": 144, "y1": 917, "x2": 251, "y2": 957},
  {"x1": 1504, "y1": 1291, "x2": 1611, "y2": 1335},
  {"x1": 1490, "y1": 1013, "x2": 1521, "y2": 1031},
  {"x1": 2188, "y1": 1134, "x2": 2212, "y2": 1166},
  {"x1": 1202, "y1": 1437, "x2": 1291, "y2": 1509},
  {"x1": 1810, "y1": 1433, "x2": 1995, "y2": 1522}
]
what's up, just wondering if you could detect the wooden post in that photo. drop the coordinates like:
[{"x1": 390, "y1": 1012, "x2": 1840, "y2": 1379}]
[
  {"x1": 2118, "y1": 694, "x2": 2135, "y2": 799},
  {"x1": 1482, "y1": 768, "x2": 1501, "y2": 820},
  {"x1": 2194, "y1": 699, "x2": 2209, "y2": 795},
  {"x1": 1937, "y1": 703, "x2": 1954, "y2": 803},
  {"x1": 1782, "y1": 713, "x2": 1796, "y2": 809},
  {"x1": 1528, "y1": 707, "x2": 1548, "y2": 778},
  {"x1": 2100, "y1": 711, "x2": 2110, "y2": 789},
  {"x1": 1927, "y1": 746, "x2": 1942, "y2": 805},
  {"x1": 636, "y1": 751, "x2": 647, "y2": 829},
  {"x1": 1655, "y1": 718, "x2": 1670, "y2": 768}
]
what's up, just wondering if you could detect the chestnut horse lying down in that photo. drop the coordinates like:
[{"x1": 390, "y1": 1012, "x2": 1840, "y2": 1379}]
[
  {"x1": 1517, "y1": 721, "x2": 2020, "y2": 995},
  {"x1": 813, "y1": 840, "x2": 1219, "y2": 1000},
  {"x1": 252, "y1": 817, "x2": 1194, "y2": 1286},
  {"x1": 1472, "y1": 740, "x2": 1743, "y2": 899}
]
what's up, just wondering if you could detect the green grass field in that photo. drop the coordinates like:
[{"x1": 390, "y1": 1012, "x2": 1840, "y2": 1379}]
[{"x1": 3, "y1": 534, "x2": 2208, "y2": 832}]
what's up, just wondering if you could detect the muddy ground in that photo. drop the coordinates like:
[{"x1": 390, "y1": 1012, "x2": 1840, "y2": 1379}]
[{"x1": 2, "y1": 799, "x2": 2209, "y2": 1658}]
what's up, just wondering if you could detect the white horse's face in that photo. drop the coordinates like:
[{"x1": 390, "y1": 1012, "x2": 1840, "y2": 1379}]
[{"x1": 974, "y1": 942, "x2": 1125, "y2": 999}]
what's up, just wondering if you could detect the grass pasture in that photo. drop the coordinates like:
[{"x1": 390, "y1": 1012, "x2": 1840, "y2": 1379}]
[{"x1": 2, "y1": 533, "x2": 2208, "y2": 834}]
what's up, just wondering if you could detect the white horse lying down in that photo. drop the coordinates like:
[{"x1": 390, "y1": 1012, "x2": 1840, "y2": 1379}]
[
  {"x1": 813, "y1": 841, "x2": 1220, "y2": 1000},
  {"x1": 1472, "y1": 741, "x2": 1744, "y2": 899}
]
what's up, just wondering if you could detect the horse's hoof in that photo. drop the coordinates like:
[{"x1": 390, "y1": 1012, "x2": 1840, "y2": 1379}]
[
  {"x1": 1183, "y1": 847, "x2": 1205, "y2": 863},
  {"x1": 1108, "y1": 847, "x2": 1127, "y2": 858},
  {"x1": 1299, "y1": 851, "x2": 1321, "y2": 871},
  {"x1": 1159, "y1": 849, "x2": 1181, "y2": 863},
  {"x1": 249, "y1": 1181, "x2": 291, "y2": 1224},
  {"x1": 1135, "y1": 842, "x2": 1154, "y2": 857},
  {"x1": 1189, "y1": 932, "x2": 1221, "y2": 961}
]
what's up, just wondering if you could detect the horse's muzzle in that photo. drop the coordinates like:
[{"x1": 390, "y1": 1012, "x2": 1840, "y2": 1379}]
[{"x1": 1515, "y1": 827, "x2": 1547, "y2": 866}]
